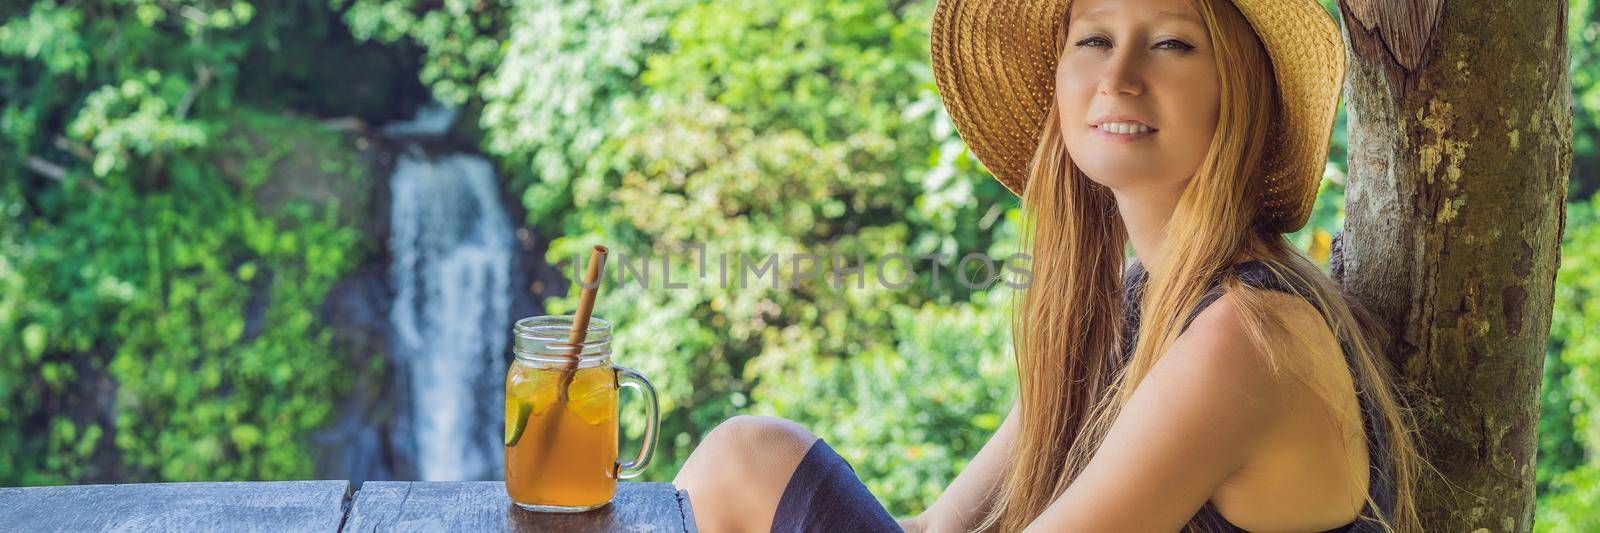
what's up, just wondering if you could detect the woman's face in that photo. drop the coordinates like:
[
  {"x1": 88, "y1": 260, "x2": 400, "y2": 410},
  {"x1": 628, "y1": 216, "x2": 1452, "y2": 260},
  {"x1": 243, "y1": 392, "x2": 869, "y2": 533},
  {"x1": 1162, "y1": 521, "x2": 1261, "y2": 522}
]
[{"x1": 1057, "y1": 0, "x2": 1220, "y2": 193}]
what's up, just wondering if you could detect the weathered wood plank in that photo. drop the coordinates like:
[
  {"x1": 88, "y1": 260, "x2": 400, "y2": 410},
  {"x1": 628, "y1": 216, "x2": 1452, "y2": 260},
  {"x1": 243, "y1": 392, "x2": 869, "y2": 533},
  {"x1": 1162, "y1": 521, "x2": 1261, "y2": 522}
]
[
  {"x1": 0, "y1": 480, "x2": 352, "y2": 533},
  {"x1": 342, "y1": 481, "x2": 695, "y2": 532}
]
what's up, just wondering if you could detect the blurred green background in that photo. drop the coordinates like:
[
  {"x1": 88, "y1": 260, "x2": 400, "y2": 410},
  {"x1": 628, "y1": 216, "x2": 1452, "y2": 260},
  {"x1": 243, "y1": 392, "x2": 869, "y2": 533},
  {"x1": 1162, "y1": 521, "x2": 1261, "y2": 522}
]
[{"x1": 1, "y1": 0, "x2": 1596, "y2": 529}]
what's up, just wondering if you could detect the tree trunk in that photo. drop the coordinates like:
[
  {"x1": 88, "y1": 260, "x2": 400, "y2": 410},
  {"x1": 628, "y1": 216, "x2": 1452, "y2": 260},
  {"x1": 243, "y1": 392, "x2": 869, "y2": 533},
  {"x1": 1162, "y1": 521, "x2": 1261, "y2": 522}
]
[{"x1": 1332, "y1": 0, "x2": 1571, "y2": 531}]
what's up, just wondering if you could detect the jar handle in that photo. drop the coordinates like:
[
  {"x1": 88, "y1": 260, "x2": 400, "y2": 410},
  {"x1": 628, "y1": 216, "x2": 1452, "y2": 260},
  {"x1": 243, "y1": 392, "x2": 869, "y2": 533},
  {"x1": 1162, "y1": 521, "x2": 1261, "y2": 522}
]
[{"x1": 613, "y1": 365, "x2": 658, "y2": 480}]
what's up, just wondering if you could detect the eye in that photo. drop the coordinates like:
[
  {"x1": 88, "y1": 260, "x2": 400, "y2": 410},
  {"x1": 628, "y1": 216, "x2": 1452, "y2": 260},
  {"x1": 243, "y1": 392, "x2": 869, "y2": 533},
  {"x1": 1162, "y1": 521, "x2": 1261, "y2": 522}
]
[
  {"x1": 1155, "y1": 39, "x2": 1195, "y2": 51},
  {"x1": 1074, "y1": 36, "x2": 1111, "y2": 48}
]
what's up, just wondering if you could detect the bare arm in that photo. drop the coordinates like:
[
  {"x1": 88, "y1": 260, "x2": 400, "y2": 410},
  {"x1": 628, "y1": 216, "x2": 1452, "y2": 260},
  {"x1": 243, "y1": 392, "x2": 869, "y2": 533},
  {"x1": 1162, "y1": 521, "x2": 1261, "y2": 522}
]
[
  {"x1": 1021, "y1": 293, "x2": 1288, "y2": 532},
  {"x1": 901, "y1": 399, "x2": 1020, "y2": 533}
]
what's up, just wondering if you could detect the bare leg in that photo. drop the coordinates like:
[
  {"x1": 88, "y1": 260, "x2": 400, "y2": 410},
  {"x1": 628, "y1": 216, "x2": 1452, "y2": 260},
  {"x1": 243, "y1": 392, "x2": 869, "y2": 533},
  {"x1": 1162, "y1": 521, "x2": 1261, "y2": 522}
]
[{"x1": 672, "y1": 415, "x2": 820, "y2": 533}]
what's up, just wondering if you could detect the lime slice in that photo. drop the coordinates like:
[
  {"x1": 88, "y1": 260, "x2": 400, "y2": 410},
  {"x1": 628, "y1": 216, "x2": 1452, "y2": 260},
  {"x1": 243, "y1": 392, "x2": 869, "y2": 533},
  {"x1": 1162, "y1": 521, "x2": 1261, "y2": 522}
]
[
  {"x1": 507, "y1": 365, "x2": 559, "y2": 417},
  {"x1": 505, "y1": 398, "x2": 534, "y2": 447}
]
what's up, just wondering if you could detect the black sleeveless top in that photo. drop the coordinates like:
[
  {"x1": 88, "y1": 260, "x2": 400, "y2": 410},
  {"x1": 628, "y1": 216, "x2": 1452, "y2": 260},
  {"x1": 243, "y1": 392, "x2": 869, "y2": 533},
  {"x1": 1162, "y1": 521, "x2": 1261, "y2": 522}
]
[{"x1": 1119, "y1": 260, "x2": 1397, "y2": 533}]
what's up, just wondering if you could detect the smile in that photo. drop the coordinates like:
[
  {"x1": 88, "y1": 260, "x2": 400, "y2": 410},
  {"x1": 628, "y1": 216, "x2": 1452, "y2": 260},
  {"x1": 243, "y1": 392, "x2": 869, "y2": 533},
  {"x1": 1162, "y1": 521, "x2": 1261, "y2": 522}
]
[{"x1": 1091, "y1": 121, "x2": 1158, "y2": 142}]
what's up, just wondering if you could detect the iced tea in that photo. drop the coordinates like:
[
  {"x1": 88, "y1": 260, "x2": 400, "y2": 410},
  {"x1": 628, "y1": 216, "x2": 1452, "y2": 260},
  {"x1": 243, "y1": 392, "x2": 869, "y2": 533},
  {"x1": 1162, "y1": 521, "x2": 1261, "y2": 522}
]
[{"x1": 504, "y1": 361, "x2": 618, "y2": 510}]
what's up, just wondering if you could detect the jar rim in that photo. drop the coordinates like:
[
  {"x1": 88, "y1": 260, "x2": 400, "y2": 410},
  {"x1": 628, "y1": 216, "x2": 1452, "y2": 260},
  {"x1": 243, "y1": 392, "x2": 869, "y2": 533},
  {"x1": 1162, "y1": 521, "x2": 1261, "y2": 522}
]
[{"x1": 512, "y1": 315, "x2": 612, "y2": 365}]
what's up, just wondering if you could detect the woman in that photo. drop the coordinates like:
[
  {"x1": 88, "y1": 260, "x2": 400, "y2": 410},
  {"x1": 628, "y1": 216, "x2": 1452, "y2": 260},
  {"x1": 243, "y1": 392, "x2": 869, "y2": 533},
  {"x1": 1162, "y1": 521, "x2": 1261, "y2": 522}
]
[{"x1": 672, "y1": 0, "x2": 1427, "y2": 531}]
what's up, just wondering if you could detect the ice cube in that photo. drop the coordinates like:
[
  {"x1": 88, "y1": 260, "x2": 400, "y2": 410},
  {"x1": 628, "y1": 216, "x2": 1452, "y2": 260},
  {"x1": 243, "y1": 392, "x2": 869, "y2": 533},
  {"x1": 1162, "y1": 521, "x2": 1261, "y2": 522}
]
[{"x1": 567, "y1": 368, "x2": 615, "y2": 426}]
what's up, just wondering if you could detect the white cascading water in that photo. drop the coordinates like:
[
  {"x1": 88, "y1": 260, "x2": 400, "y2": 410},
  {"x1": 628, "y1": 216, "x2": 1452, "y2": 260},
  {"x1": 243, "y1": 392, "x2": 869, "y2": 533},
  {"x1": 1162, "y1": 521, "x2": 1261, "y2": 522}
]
[{"x1": 385, "y1": 104, "x2": 513, "y2": 481}]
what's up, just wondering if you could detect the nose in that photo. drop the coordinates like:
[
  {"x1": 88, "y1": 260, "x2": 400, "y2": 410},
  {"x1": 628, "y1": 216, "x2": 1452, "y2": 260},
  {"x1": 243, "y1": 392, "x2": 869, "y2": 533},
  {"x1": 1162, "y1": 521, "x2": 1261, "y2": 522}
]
[{"x1": 1097, "y1": 48, "x2": 1144, "y2": 96}]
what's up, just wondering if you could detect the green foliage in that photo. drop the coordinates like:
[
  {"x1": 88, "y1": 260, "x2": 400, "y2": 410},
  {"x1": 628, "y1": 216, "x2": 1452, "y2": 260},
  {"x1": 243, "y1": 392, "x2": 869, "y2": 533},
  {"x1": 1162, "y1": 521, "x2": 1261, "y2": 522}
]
[
  {"x1": 474, "y1": 0, "x2": 683, "y2": 227},
  {"x1": 68, "y1": 71, "x2": 209, "y2": 176},
  {"x1": 0, "y1": 108, "x2": 369, "y2": 483},
  {"x1": 1537, "y1": 193, "x2": 1600, "y2": 530},
  {"x1": 0, "y1": 1, "x2": 370, "y2": 484},
  {"x1": 103, "y1": 113, "x2": 367, "y2": 481},
  {"x1": 1540, "y1": 348, "x2": 1586, "y2": 495},
  {"x1": 1570, "y1": 0, "x2": 1600, "y2": 197},
  {"x1": 1539, "y1": 464, "x2": 1600, "y2": 533},
  {"x1": 332, "y1": 0, "x2": 508, "y2": 105}
]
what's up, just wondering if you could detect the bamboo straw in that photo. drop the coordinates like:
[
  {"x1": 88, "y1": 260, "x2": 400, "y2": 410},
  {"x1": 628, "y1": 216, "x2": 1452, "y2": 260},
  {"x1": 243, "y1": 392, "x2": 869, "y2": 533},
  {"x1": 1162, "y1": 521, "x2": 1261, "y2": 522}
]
[
  {"x1": 556, "y1": 245, "x2": 608, "y2": 402},
  {"x1": 526, "y1": 245, "x2": 607, "y2": 477}
]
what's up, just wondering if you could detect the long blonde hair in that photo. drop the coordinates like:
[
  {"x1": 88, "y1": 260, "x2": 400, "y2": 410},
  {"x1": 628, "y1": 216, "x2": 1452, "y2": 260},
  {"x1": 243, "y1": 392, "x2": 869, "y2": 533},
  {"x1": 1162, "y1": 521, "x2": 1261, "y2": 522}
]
[{"x1": 973, "y1": 1, "x2": 1426, "y2": 531}]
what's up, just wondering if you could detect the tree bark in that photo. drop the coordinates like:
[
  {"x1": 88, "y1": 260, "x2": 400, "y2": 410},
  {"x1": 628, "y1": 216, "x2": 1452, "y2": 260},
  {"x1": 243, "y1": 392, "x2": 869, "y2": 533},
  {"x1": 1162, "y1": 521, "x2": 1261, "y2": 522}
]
[{"x1": 1334, "y1": 0, "x2": 1571, "y2": 531}]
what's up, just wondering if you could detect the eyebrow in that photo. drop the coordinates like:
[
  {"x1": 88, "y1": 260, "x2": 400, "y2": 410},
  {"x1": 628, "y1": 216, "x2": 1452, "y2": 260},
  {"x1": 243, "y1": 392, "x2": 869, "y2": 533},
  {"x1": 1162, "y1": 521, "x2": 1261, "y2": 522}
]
[{"x1": 1072, "y1": 6, "x2": 1203, "y2": 25}]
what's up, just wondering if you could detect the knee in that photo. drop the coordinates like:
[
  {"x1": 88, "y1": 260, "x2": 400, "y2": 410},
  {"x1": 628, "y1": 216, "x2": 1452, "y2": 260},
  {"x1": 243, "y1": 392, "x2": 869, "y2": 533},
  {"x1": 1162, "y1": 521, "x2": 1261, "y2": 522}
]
[
  {"x1": 703, "y1": 415, "x2": 817, "y2": 458},
  {"x1": 675, "y1": 415, "x2": 817, "y2": 483},
  {"x1": 674, "y1": 416, "x2": 819, "y2": 532}
]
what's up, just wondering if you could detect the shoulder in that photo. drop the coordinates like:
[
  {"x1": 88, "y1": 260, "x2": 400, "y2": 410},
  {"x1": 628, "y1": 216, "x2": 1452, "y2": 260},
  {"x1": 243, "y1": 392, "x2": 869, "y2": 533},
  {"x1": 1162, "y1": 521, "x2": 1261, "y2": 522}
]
[
  {"x1": 1156, "y1": 284, "x2": 1328, "y2": 416},
  {"x1": 1192, "y1": 281, "x2": 1331, "y2": 348},
  {"x1": 1029, "y1": 283, "x2": 1320, "y2": 531}
]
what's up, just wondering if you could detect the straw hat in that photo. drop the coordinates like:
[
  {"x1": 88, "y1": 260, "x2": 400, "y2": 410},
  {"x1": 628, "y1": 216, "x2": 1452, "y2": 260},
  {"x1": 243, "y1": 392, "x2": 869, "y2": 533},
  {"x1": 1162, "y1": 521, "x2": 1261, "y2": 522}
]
[{"x1": 930, "y1": 0, "x2": 1346, "y2": 234}]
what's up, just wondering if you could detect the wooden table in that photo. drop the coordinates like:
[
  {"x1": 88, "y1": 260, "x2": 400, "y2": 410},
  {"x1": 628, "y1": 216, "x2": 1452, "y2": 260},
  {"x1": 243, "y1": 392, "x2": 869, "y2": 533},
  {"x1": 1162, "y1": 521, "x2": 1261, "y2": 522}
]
[
  {"x1": 0, "y1": 480, "x2": 696, "y2": 532},
  {"x1": 345, "y1": 481, "x2": 696, "y2": 532}
]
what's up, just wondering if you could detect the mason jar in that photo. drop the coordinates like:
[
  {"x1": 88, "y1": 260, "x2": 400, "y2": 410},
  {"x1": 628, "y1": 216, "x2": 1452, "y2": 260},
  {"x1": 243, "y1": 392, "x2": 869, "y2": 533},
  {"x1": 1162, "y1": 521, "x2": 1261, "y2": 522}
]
[{"x1": 503, "y1": 315, "x2": 659, "y2": 512}]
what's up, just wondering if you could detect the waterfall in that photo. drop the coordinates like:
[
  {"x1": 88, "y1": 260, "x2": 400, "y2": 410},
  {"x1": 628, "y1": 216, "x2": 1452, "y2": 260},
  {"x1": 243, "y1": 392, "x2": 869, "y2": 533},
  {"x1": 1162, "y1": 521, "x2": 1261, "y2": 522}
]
[{"x1": 384, "y1": 104, "x2": 513, "y2": 481}]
